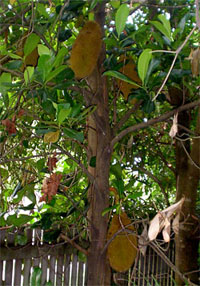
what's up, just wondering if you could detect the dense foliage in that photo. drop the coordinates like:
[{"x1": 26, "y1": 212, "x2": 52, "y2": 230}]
[{"x1": 0, "y1": 0, "x2": 199, "y2": 284}]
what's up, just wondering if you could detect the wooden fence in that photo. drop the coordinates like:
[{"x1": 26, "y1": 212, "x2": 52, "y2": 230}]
[{"x1": 0, "y1": 227, "x2": 175, "y2": 286}]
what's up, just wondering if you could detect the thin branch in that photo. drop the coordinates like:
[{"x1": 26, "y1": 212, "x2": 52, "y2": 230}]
[
  {"x1": 0, "y1": 65, "x2": 23, "y2": 78},
  {"x1": 113, "y1": 100, "x2": 142, "y2": 134},
  {"x1": 152, "y1": 26, "x2": 196, "y2": 101},
  {"x1": 54, "y1": 144, "x2": 95, "y2": 183},
  {"x1": 111, "y1": 99, "x2": 200, "y2": 148},
  {"x1": 60, "y1": 233, "x2": 88, "y2": 256},
  {"x1": 0, "y1": 152, "x2": 61, "y2": 164},
  {"x1": 134, "y1": 165, "x2": 170, "y2": 206}
]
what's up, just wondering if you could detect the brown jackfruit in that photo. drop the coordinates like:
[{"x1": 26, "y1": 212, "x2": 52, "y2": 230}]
[
  {"x1": 69, "y1": 21, "x2": 102, "y2": 79},
  {"x1": 118, "y1": 57, "x2": 141, "y2": 101},
  {"x1": 107, "y1": 212, "x2": 138, "y2": 272}
]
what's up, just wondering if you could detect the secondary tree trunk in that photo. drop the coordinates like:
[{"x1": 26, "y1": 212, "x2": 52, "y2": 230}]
[
  {"x1": 175, "y1": 108, "x2": 200, "y2": 285},
  {"x1": 86, "y1": 2, "x2": 111, "y2": 285}
]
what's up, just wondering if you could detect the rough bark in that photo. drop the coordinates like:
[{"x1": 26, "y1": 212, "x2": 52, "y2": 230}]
[
  {"x1": 175, "y1": 108, "x2": 200, "y2": 285},
  {"x1": 86, "y1": 2, "x2": 111, "y2": 285}
]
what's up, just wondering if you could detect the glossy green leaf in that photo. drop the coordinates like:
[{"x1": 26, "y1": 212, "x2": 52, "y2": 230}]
[
  {"x1": 24, "y1": 33, "x2": 40, "y2": 57},
  {"x1": 46, "y1": 65, "x2": 68, "y2": 83},
  {"x1": 63, "y1": 128, "x2": 84, "y2": 142},
  {"x1": 103, "y1": 70, "x2": 142, "y2": 88},
  {"x1": 115, "y1": 4, "x2": 129, "y2": 37},
  {"x1": 24, "y1": 66, "x2": 34, "y2": 85},
  {"x1": 38, "y1": 44, "x2": 50, "y2": 56},
  {"x1": 138, "y1": 49, "x2": 152, "y2": 84},
  {"x1": 110, "y1": 1, "x2": 120, "y2": 9},
  {"x1": 53, "y1": 47, "x2": 68, "y2": 68},
  {"x1": 158, "y1": 14, "x2": 171, "y2": 39},
  {"x1": 150, "y1": 20, "x2": 171, "y2": 40}
]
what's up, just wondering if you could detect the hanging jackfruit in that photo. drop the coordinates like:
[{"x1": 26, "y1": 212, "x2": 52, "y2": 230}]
[
  {"x1": 107, "y1": 212, "x2": 138, "y2": 272},
  {"x1": 69, "y1": 21, "x2": 102, "y2": 79},
  {"x1": 118, "y1": 57, "x2": 141, "y2": 101}
]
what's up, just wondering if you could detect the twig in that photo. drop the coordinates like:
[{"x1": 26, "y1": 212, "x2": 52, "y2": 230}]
[
  {"x1": 152, "y1": 26, "x2": 196, "y2": 101},
  {"x1": 54, "y1": 144, "x2": 95, "y2": 183},
  {"x1": 177, "y1": 138, "x2": 200, "y2": 170},
  {"x1": 111, "y1": 99, "x2": 200, "y2": 147},
  {"x1": 60, "y1": 233, "x2": 88, "y2": 256},
  {"x1": 0, "y1": 64, "x2": 23, "y2": 78}
]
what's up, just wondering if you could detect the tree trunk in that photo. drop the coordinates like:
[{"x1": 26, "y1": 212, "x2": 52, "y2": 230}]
[
  {"x1": 86, "y1": 2, "x2": 111, "y2": 285},
  {"x1": 175, "y1": 108, "x2": 200, "y2": 285}
]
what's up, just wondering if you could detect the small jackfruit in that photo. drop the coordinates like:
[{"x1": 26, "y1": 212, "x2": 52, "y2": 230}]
[
  {"x1": 118, "y1": 57, "x2": 141, "y2": 101},
  {"x1": 107, "y1": 212, "x2": 138, "y2": 272},
  {"x1": 69, "y1": 21, "x2": 102, "y2": 79}
]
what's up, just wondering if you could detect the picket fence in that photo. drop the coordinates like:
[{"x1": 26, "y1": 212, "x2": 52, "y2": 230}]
[{"x1": 0, "y1": 227, "x2": 175, "y2": 286}]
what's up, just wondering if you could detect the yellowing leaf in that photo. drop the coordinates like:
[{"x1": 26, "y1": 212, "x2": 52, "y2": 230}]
[
  {"x1": 44, "y1": 130, "x2": 60, "y2": 143},
  {"x1": 10, "y1": 0, "x2": 16, "y2": 5},
  {"x1": 107, "y1": 212, "x2": 137, "y2": 272},
  {"x1": 69, "y1": 21, "x2": 102, "y2": 79}
]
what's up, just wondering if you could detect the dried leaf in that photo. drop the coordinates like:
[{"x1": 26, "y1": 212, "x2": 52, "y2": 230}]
[
  {"x1": 169, "y1": 113, "x2": 178, "y2": 138},
  {"x1": 47, "y1": 153, "x2": 57, "y2": 172},
  {"x1": 117, "y1": 57, "x2": 141, "y2": 100},
  {"x1": 172, "y1": 213, "x2": 180, "y2": 234},
  {"x1": 148, "y1": 213, "x2": 162, "y2": 241},
  {"x1": 107, "y1": 212, "x2": 137, "y2": 272},
  {"x1": 44, "y1": 130, "x2": 60, "y2": 143},
  {"x1": 148, "y1": 197, "x2": 184, "y2": 241},
  {"x1": 2, "y1": 118, "x2": 17, "y2": 135},
  {"x1": 10, "y1": 0, "x2": 16, "y2": 5},
  {"x1": 40, "y1": 173, "x2": 62, "y2": 202},
  {"x1": 69, "y1": 21, "x2": 102, "y2": 79},
  {"x1": 162, "y1": 218, "x2": 171, "y2": 242}
]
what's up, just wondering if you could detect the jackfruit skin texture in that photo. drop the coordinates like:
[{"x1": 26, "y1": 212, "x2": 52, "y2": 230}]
[
  {"x1": 69, "y1": 21, "x2": 102, "y2": 79},
  {"x1": 107, "y1": 212, "x2": 138, "y2": 272},
  {"x1": 118, "y1": 58, "x2": 141, "y2": 101}
]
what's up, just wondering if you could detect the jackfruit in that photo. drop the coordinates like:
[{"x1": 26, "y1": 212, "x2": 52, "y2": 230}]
[
  {"x1": 107, "y1": 212, "x2": 138, "y2": 272},
  {"x1": 69, "y1": 21, "x2": 102, "y2": 79}
]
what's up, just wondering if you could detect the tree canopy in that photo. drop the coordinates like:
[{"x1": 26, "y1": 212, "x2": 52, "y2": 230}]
[{"x1": 0, "y1": 0, "x2": 199, "y2": 285}]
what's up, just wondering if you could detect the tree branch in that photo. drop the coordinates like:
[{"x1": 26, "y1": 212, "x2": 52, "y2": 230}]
[
  {"x1": 113, "y1": 100, "x2": 142, "y2": 135},
  {"x1": 111, "y1": 99, "x2": 200, "y2": 148}
]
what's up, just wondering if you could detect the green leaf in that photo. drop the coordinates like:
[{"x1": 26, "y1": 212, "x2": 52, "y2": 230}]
[
  {"x1": 45, "y1": 65, "x2": 68, "y2": 83},
  {"x1": 0, "y1": 168, "x2": 8, "y2": 178},
  {"x1": 24, "y1": 33, "x2": 40, "y2": 57},
  {"x1": 115, "y1": 4, "x2": 129, "y2": 37},
  {"x1": 102, "y1": 204, "x2": 119, "y2": 216},
  {"x1": 56, "y1": 103, "x2": 71, "y2": 124},
  {"x1": 30, "y1": 267, "x2": 42, "y2": 286},
  {"x1": 110, "y1": 1, "x2": 120, "y2": 9},
  {"x1": 0, "y1": 72, "x2": 11, "y2": 94},
  {"x1": 103, "y1": 70, "x2": 142, "y2": 88},
  {"x1": 15, "y1": 234, "x2": 28, "y2": 245},
  {"x1": 138, "y1": 49, "x2": 152, "y2": 84},
  {"x1": 63, "y1": 128, "x2": 84, "y2": 142},
  {"x1": 38, "y1": 54, "x2": 53, "y2": 82},
  {"x1": 38, "y1": 44, "x2": 50, "y2": 56},
  {"x1": 53, "y1": 47, "x2": 68, "y2": 68},
  {"x1": 24, "y1": 66, "x2": 34, "y2": 85},
  {"x1": 7, "y1": 214, "x2": 33, "y2": 227},
  {"x1": 37, "y1": 3, "x2": 49, "y2": 18},
  {"x1": 110, "y1": 163, "x2": 122, "y2": 179},
  {"x1": 89, "y1": 156, "x2": 96, "y2": 167},
  {"x1": 150, "y1": 20, "x2": 171, "y2": 40},
  {"x1": 158, "y1": 14, "x2": 171, "y2": 39}
]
